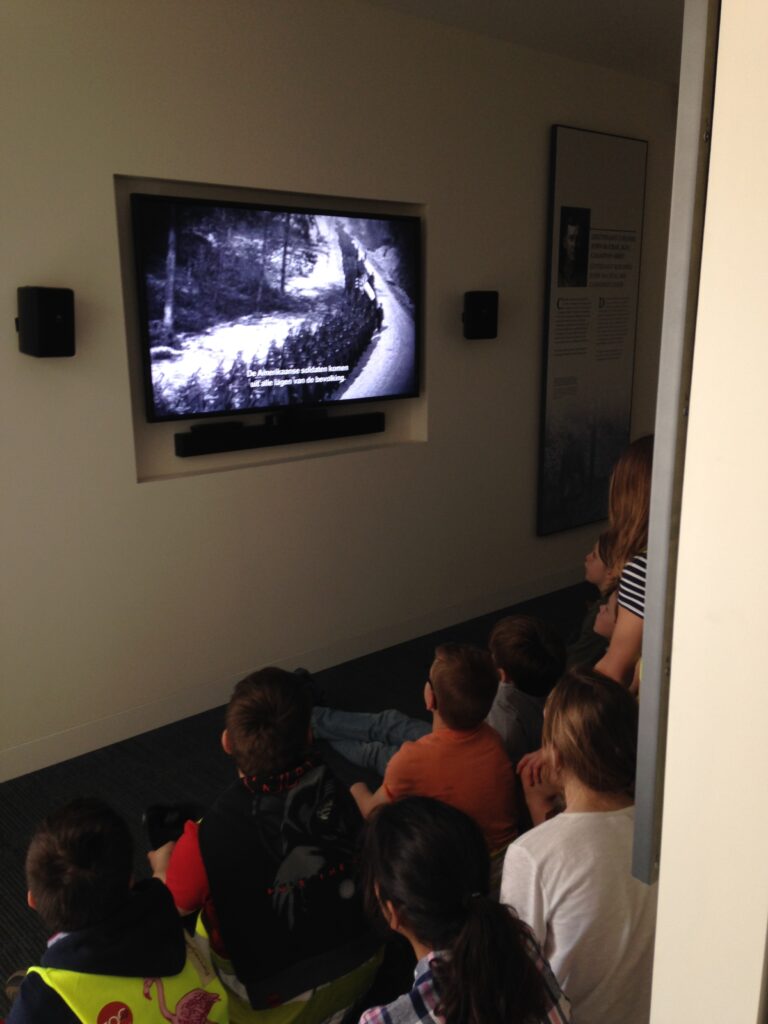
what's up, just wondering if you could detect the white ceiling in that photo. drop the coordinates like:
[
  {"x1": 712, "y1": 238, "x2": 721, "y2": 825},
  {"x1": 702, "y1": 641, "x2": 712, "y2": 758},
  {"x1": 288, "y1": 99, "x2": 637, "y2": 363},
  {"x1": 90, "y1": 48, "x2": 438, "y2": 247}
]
[{"x1": 362, "y1": 0, "x2": 685, "y2": 85}]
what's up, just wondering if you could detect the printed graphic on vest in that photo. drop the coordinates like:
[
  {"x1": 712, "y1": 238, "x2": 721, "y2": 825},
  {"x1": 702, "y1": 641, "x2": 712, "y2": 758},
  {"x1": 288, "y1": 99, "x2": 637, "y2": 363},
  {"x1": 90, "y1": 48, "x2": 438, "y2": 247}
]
[
  {"x1": 97, "y1": 1002, "x2": 133, "y2": 1024},
  {"x1": 143, "y1": 978, "x2": 221, "y2": 1022}
]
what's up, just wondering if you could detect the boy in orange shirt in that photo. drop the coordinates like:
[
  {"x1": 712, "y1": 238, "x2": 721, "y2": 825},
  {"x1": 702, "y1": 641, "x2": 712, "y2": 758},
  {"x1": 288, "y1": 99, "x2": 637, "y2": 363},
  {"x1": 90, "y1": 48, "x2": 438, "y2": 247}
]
[{"x1": 350, "y1": 643, "x2": 517, "y2": 853}]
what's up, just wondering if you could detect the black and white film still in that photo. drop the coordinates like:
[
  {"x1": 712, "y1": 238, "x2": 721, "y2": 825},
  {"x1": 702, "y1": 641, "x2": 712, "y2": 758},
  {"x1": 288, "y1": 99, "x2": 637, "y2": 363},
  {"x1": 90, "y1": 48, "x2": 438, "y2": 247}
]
[{"x1": 131, "y1": 195, "x2": 420, "y2": 422}]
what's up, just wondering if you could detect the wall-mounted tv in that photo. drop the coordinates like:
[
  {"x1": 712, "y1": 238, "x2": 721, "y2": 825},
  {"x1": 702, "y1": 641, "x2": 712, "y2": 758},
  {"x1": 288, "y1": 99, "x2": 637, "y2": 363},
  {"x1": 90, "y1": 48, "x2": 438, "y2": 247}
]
[{"x1": 130, "y1": 193, "x2": 421, "y2": 423}]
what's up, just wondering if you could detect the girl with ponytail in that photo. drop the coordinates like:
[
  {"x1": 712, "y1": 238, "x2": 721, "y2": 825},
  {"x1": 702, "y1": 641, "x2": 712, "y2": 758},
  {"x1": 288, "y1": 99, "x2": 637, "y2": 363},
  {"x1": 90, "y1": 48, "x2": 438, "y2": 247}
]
[{"x1": 358, "y1": 797, "x2": 570, "y2": 1024}]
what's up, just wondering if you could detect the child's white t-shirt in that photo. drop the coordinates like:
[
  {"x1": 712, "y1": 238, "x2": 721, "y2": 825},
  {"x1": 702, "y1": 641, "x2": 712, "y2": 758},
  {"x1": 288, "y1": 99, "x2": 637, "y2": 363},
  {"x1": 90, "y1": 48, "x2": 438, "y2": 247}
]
[{"x1": 500, "y1": 805, "x2": 657, "y2": 1024}]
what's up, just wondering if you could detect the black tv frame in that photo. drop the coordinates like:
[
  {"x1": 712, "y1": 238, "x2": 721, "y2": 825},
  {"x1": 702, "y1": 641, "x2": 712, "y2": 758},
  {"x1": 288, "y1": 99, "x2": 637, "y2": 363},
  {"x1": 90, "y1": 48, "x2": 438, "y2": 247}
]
[{"x1": 130, "y1": 192, "x2": 422, "y2": 446}]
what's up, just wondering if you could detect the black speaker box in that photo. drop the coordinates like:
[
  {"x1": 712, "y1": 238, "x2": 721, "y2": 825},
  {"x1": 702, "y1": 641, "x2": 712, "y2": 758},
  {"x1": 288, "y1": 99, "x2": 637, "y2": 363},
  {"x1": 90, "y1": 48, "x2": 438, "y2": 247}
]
[
  {"x1": 175, "y1": 411, "x2": 386, "y2": 457},
  {"x1": 17, "y1": 287, "x2": 75, "y2": 357},
  {"x1": 462, "y1": 290, "x2": 498, "y2": 339}
]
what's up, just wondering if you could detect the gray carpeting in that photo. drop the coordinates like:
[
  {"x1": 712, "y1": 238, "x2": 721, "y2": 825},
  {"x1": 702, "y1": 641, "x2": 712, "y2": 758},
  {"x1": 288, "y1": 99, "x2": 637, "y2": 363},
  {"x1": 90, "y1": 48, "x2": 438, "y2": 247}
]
[{"x1": 0, "y1": 582, "x2": 591, "y2": 1014}]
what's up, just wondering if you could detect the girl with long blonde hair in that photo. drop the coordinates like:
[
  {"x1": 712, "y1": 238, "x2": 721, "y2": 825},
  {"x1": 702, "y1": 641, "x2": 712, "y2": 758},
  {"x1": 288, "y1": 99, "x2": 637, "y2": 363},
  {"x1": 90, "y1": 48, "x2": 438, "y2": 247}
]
[{"x1": 594, "y1": 434, "x2": 653, "y2": 684}]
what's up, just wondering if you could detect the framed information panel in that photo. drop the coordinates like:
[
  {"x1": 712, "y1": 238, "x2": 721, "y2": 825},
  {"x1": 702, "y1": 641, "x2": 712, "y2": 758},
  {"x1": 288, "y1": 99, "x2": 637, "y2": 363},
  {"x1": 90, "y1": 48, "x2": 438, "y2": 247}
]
[{"x1": 537, "y1": 125, "x2": 647, "y2": 535}]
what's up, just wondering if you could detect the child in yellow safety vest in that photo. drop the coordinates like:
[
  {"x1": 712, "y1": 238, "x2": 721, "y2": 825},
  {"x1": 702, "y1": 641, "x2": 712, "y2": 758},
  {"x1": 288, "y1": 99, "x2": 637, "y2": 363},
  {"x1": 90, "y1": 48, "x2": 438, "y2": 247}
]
[{"x1": 6, "y1": 797, "x2": 227, "y2": 1024}]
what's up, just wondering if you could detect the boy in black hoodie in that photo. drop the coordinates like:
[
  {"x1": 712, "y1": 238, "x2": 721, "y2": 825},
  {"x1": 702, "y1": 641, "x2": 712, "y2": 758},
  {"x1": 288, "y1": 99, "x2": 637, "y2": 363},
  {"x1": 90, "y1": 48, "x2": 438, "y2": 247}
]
[
  {"x1": 150, "y1": 667, "x2": 380, "y2": 1022},
  {"x1": 7, "y1": 798, "x2": 227, "y2": 1024}
]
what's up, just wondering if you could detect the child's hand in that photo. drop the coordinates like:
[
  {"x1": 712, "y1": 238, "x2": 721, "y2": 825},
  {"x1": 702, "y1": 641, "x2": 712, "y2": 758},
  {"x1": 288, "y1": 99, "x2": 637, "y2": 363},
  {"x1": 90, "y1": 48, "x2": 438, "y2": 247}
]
[
  {"x1": 147, "y1": 840, "x2": 176, "y2": 882},
  {"x1": 517, "y1": 748, "x2": 548, "y2": 786},
  {"x1": 520, "y1": 760, "x2": 563, "y2": 827}
]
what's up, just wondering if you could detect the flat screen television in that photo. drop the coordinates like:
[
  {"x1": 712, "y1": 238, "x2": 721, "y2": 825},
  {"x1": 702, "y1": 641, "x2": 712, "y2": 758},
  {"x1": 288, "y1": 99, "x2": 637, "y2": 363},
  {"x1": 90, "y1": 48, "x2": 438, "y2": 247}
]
[{"x1": 130, "y1": 192, "x2": 421, "y2": 423}]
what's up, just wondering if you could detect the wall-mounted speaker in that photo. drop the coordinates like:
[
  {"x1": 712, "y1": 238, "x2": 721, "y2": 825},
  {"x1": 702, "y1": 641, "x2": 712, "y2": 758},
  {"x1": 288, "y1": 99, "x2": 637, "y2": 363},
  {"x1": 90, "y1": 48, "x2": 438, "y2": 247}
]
[
  {"x1": 462, "y1": 290, "x2": 499, "y2": 340},
  {"x1": 16, "y1": 287, "x2": 75, "y2": 357}
]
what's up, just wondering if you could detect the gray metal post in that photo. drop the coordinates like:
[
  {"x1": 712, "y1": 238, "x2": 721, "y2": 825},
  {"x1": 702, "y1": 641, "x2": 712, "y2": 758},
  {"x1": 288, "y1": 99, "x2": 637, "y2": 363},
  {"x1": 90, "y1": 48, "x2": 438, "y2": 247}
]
[{"x1": 633, "y1": 0, "x2": 720, "y2": 882}]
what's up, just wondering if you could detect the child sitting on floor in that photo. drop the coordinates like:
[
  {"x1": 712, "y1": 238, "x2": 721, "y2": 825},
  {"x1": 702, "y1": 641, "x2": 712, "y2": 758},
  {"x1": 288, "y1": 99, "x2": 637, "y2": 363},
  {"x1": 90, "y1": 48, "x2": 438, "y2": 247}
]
[
  {"x1": 150, "y1": 667, "x2": 381, "y2": 1024},
  {"x1": 518, "y1": 590, "x2": 619, "y2": 825},
  {"x1": 7, "y1": 797, "x2": 227, "y2": 1024},
  {"x1": 348, "y1": 643, "x2": 518, "y2": 858},
  {"x1": 485, "y1": 615, "x2": 565, "y2": 767},
  {"x1": 565, "y1": 531, "x2": 616, "y2": 668},
  {"x1": 312, "y1": 616, "x2": 564, "y2": 775},
  {"x1": 357, "y1": 797, "x2": 571, "y2": 1024},
  {"x1": 501, "y1": 668, "x2": 657, "y2": 1024}
]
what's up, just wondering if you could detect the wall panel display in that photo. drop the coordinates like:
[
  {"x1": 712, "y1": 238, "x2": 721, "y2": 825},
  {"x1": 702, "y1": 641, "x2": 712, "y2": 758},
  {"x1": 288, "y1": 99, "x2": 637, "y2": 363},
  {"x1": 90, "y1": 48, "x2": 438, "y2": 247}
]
[{"x1": 537, "y1": 125, "x2": 647, "y2": 535}]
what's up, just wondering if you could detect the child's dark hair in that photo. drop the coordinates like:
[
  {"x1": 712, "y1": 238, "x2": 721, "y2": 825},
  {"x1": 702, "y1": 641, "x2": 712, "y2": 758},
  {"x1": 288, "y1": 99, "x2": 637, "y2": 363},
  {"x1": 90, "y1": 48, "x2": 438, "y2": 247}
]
[
  {"x1": 488, "y1": 615, "x2": 566, "y2": 698},
  {"x1": 361, "y1": 797, "x2": 549, "y2": 1024},
  {"x1": 542, "y1": 666, "x2": 638, "y2": 796},
  {"x1": 429, "y1": 643, "x2": 498, "y2": 730},
  {"x1": 26, "y1": 798, "x2": 133, "y2": 934},
  {"x1": 596, "y1": 529, "x2": 615, "y2": 571},
  {"x1": 226, "y1": 667, "x2": 312, "y2": 777}
]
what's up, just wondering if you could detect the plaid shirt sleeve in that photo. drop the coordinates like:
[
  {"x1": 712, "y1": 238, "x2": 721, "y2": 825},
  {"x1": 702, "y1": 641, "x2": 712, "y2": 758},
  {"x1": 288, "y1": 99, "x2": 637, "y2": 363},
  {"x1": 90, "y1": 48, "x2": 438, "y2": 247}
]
[{"x1": 358, "y1": 954, "x2": 441, "y2": 1024}]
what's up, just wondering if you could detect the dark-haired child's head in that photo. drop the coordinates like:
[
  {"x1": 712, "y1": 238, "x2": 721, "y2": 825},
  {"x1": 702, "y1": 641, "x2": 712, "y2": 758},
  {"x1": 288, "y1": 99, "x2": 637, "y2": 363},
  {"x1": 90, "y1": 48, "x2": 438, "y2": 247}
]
[
  {"x1": 26, "y1": 798, "x2": 133, "y2": 934},
  {"x1": 584, "y1": 531, "x2": 616, "y2": 594},
  {"x1": 224, "y1": 667, "x2": 312, "y2": 778},
  {"x1": 427, "y1": 643, "x2": 498, "y2": 730},
  {"x1": 488, "y1": 615, "x2": 566, "y2": 699},
  {"x1": 361, "y1": 797, "x2": 488, "y2": 948},
  {"x1": 542, "y1": 667, "x2": 638, "y2": 796},
  {"x1": 596, "y1": 530, "x2": 614, "y2": 569},
  {"x1": 361, "y1": 797, "x2": 550, "y2": 1024}
]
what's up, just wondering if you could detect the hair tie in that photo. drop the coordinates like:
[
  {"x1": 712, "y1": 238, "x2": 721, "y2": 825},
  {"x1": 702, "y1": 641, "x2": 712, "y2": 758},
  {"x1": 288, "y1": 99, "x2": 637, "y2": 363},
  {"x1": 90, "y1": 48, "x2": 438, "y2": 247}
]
[{"x1": 462, "y1": 891, "x2": 482, "y2": 909}]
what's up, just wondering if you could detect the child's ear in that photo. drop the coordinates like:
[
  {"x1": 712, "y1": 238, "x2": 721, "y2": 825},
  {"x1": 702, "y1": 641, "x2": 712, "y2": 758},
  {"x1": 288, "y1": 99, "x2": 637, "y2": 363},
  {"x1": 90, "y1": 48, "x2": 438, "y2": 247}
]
[
  {"x1": 381, "y1": 898, "x2": 401, "y2": 932},
  {"x1": 497, "y1": 667, "x2": 509, "y2": 683},
  {"x1": 221, "y1": 729, "x2": 232, "y2": 756},
  {"x1": 424, "y1": 681, "x2": 436, "y2": 712},
  {"x1": 27, "y1": 890, "x2": 36, "y2": 911}
]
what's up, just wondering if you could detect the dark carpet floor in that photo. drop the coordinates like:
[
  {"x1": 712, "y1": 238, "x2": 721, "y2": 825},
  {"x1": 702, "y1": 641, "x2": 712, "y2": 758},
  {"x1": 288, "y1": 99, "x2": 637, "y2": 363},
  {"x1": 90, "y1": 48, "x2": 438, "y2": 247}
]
[{"x1": 0, "y1": 581, "x2": 591, "y2": 1016}]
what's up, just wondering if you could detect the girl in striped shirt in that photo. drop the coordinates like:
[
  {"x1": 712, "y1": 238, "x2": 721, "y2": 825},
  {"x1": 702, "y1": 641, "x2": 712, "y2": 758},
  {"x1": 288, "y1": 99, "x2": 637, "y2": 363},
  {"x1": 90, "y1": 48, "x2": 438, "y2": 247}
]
[{"x1": 594, "y1": 435, "x2": 653, "y2": 686}]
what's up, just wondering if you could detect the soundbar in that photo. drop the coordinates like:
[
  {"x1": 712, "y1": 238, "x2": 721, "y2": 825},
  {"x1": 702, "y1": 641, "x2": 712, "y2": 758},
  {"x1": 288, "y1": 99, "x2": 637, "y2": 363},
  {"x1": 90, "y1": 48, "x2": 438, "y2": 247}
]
[{"x1": 174, "y1": 411, "x2": 386, "y2": 457}]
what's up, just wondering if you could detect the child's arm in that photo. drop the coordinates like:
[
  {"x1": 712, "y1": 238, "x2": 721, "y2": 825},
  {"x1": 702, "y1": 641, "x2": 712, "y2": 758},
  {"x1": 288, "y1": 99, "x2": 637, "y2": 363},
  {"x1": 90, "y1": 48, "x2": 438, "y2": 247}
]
[
  {"x1": 148, "y1": 840, "x2": 176, "y2": 883},
  {"x1": 594, "y1": 606, "x2": 643, "y2": 685},
  {"x1": 629, "y1": 658, "x2": 642, "y2": 697},
  {"x1": 350, "y1": 782, "x2": 391, "y2": 818},
  {"x1": 149, "y1": 820, "x2": 207, "y2": 917}
]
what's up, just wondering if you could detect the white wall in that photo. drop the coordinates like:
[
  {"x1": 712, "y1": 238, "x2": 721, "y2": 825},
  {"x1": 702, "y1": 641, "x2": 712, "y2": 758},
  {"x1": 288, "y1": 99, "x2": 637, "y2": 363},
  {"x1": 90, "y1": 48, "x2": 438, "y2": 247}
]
[
  {"x1": 0, "y1": 0, "x2": 676, "y2": 779},
  {"x1": 651, "y1": 2, "x2": 768, "y2": 1019}
]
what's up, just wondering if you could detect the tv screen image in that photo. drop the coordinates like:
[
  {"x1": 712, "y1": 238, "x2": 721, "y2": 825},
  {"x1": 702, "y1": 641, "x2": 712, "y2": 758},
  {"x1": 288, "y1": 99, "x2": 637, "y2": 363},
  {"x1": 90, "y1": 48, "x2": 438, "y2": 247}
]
[{"x1": 131, "y1": 194, "x2": 421, "y2": 422}]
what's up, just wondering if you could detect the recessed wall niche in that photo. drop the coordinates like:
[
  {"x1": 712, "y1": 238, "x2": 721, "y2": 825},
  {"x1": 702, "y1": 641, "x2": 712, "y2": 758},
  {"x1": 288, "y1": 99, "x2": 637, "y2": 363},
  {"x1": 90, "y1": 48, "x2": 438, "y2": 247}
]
[{"x1": 115, "y1": 175, "x2": 427, "y2": 482}]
